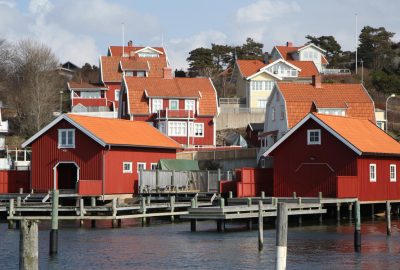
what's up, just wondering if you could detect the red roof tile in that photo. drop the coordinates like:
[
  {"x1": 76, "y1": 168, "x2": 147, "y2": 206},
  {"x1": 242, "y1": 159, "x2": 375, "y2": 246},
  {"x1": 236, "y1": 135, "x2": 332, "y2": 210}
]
[
  {"x1": 275, "y1": 45, "x2": 328, "y2": 64},
  {"x1": 68, "y1": 81, "x2": 107, "y2": 90},
  {"x1": 67, "y1": 114, "x2": 181, "y2": 149},
  {"x1": 125, "y1": 77, "x2": 218, "y2": 116},
  {"x1": 314, "y1": 113, "x2": 400, "y2": 155},
  {"x1": 120, "y1": 59, "x2": 149, "y2": 71},
  {"x1": 278, "y1": 82, "x2": 375, "y2": 128},
  {"x1": 236, "y1": 60, "x2": 266, "y2": 77},
  {"x1": 287, "y1": 61, "x2": 319, "y2": 77}
]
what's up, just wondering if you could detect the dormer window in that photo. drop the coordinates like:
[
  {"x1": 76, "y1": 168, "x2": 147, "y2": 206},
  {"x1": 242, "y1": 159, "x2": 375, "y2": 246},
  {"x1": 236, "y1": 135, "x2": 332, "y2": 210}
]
[
  {"x1": 125, "y1": 71, "x2": 133, "y2": 77},
  {"x1": 58, "y1": 129, "x2": 75, "y2": 148},
  {"x1": 138, "y1": 52, "x2": 159, "y2": 58},
  {"x1": 169, "y1": 100, "x2": 179, "y2": 110},
  {"x1": 307, "y1": 129, "x2": 321, "y2": 145},
  {"x1": 137, "y1": 71, "x2": 145, "y2": 77}
]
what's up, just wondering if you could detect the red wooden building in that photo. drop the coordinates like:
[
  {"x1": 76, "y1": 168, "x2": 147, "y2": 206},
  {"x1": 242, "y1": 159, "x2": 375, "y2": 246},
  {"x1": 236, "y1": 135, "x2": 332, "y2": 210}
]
[
  {"x1": 262, "y1": 113, "x2": 400, "y2": 202},
  {"x1": 67, "y1": 82, "x2": 111, "y2": 113},
  {"x1": 22, "y1": 114, "x2": 181, "y2": 195},
  {"x1": 119, "y1": 71, "x2": 219, "y2": 148}
]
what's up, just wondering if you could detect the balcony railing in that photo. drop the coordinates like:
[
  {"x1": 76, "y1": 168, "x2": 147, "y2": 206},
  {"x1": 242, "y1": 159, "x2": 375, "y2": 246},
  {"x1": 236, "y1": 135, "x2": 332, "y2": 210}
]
[
  {"x1": 157, "y1": 109, "x2": 195, "y2": 119},
  {"x1": 321, "y1": 69, "x2": 351, "y2": 75},
  {"x1": 219, "y1": 98, "x2": 246, "y2": 105}
]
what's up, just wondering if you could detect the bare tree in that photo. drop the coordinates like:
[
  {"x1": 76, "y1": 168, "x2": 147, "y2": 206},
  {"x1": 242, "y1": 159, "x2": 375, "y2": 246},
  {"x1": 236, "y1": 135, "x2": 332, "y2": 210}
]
[{"x1": 8, "y1": 40, "x2": 62, "y2": 137}]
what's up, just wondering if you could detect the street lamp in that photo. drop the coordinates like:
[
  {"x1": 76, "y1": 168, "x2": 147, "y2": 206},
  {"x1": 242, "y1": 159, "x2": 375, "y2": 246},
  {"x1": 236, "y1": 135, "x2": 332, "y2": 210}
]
[{"x1": 386, "y1": 94, "x2": 396, "y2": 133}]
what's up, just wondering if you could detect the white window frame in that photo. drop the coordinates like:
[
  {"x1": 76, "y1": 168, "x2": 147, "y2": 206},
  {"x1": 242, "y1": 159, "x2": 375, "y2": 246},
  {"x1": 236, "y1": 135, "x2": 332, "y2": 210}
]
[
  {"x1": 185, "y1": 100, "x2": 195, "y2": 112},
  {"x1": 125, "y1": 71, "x2": 133, "y2": 77},
  {"x1": 307, "y1": 129, "x2": 321, "y2": 145},
  {"x1": 115, "y1": 89, "x2": 120, "y2": 101},
  {"x1": 58, "y1": 129, "x2": 75, "y2": 148},
  {"x1": 151, "y1": 163, "x2": 158, "y2": 170},
  {"x1": 370, "y1": 164, "x2": 376, "y2": 182},
  {"x1": 390, "y1": 164, "x2": 396, "y2": 182},
  {"x1": 152, "y1": 99, "x2": 163, "y2": 113},
  {"x1": 123, "y1": 162, "x2": 132, "y2": 173},
  {"x1": 193, "y1": 123, "x2": 204, "y2": 137},
  {"x1": 137, "y1": 162, "x2": 146, "y2": 173},
  {"x1": 168, "y1": 121, "x2": 187, "y2": 137},
  {"x1": 137, "y1": 71, "x2": 146, "y2": 77},
  {"x1": 169, "y1": 99, "x2": 179, "y2": 110}
]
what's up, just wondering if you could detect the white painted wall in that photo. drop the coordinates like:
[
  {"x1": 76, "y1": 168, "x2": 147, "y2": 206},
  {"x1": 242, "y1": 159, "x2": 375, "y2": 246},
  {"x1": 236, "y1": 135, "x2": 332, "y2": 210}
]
[
  {"x1": 299, "y1": 47, "x2": 322, "y2": 71},
  {"x1": 265, "y1": 62, "x2": 298, "y2": 78}
]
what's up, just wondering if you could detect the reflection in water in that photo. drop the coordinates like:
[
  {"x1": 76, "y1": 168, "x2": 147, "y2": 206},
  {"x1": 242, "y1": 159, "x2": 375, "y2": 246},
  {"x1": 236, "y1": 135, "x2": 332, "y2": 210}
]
[{"x1": 0, "y1": 218, "x2": 399, "y2": 270}]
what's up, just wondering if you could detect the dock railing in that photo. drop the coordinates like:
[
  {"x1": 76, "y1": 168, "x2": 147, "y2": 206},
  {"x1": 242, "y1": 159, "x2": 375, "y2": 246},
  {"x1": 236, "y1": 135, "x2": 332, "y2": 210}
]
[{"x1": 139, "y1": 169, "x2": 235, "y2": 194}]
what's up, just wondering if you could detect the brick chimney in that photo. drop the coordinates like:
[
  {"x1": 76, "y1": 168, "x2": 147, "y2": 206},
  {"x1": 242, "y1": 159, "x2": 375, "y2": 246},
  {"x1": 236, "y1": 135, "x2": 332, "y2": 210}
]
[
  {"x1": 312, "y1": 75, "x2": 322, "y2": 88},
  {"x1": 286, "y1": 41, "x2": 293, "y2": 47},
  {"x1": 163, "y1": 67, "x2": 173, "y2": 79},
  {"x1": 127, "y1": 40, "x2": 133, "y2": 47}
]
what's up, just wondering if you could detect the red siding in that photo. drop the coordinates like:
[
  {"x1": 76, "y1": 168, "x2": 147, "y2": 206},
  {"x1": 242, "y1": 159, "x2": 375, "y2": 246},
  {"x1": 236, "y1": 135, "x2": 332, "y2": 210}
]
[
  {"x1": 30, "y1": 120, "x2": 103, "y2": 192},
  {"x1": 105, "y1": 82, "x2": 121, "y2": 109},
  {"x1": 72, "y1": 98, "x2": 107, "y2": 107},
  {"x1": 357, "y1": 157, "x2": 400, "y2": 201},
  {"x1": 236, "y1": 168, "x2": 273, "y2": 197},
  {"x1": 0, "y1": 170, "x2": 30, "y2": 193},
  {"x1": 271, "y1": 119, "x2": 357, "y2": 197},
  {"x1": 337, "y1": 176, "x2": 358, "y2": 198},
  {"x1": 104, "y1": 147, "x2": 176, "y2": 194},
  {"x1": 79, "y1": 180, "x2": 102, "y2": 195}
]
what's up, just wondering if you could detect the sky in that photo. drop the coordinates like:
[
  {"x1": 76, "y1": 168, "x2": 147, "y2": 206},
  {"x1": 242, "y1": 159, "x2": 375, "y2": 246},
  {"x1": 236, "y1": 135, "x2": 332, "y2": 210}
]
[{"x1": 1, "y1": 0, "x2": 399, "y2": 70}]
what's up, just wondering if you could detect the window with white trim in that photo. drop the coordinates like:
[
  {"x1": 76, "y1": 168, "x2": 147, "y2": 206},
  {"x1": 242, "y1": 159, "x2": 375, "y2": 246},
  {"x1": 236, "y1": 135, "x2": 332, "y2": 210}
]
[
  {"x1": 390, "y1": 164, "x2": 396, "y2": 182},
  {"x1": 137, "y1": 162, "x2": 146, "y2": 172},
  {"x1": 123, "y1": 162, "x2": 132, "y2": 173},
  {"x1": 80, "y1": 91, "x2": 101, "y2": 98},
  {"x1": 168, "y1": 121, "x2": 187, "y2": 137},
  {"x1": 185, "y1": 100, "x2": 195, "y2": 112},
  {"x1": 370, "y1": 164, "x2": 376, "y2": 182},
  {"x1": 151, "y1": 163, "x2": 158, "y2": 170},
  {"x1": 194, "y1": 123, "x2": 204, "y2": 137},
  {"x1": 115, "y1": 89, "x2": 120, "y2": 101},
  {"x1": 158, "y1": 121, "x2": 166, "y2": 134},
  {"x1": 138, "y1": 52, "x2": 159, "y2": 58},
  {"x1": 169, "y1": 100, "x2": 179, "y2": 110},
  {"x1": 307, "y1": 129, "x2": 321, "y2": 145},
  {"x1": 152, "y1": 99, "x2": 163, "y2": 113},
  {"x1": 125, "y1": 71, "x2": 133, "y2": 77},
  {"x1": 137, "y1": 71, "x2": 145, "y2": 77},
  {"x1": 257, "y1": 100, "x2": 267, "y2": 109},
  {"x1": 58, "y1": 129, "x2": 75, "y2": 148}
]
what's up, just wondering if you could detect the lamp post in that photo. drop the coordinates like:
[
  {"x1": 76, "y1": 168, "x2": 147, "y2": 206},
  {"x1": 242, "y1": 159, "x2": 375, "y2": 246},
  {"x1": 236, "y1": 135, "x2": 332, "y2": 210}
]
[
  {"x1": 59, "y1": 90, "x2": 63, "y2": 114},
  {"x1": 386, "y1": 94, "x2": 396, "y2": 132}
]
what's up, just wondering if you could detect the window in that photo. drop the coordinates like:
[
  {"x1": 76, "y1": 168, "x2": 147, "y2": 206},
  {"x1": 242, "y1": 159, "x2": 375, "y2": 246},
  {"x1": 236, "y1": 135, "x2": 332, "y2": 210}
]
[
  {"x1": 251, "y1": 81, "x2": 273, "y2": 91},
  {"x1": 370, "y1": 164, "x2": 376, "y2": 182},
  {"x1": 80, "y1": 91, "x2": 101, "y2": 98},
  {"x1": 58, "y1": 129, "x2": 75, "y2": 148},
  {"x1": 258, "y1": 100, "x2": 267, "y2": 109},
  {"x1": 390, "y1": 164, "x2": 396, "y2": 182},
  {"x1": 138, "y1": 52, "x2": 159, "y2": 58},
  {"x1": 307, "y1": 129, "x2": 321, "y2": 145},
  {"x1": 168, "y1": 121, "x2": 187, "y2": 136},
  {"x1": 194, "y1": 123, "x2": 204, "y2": 137},
  {"x1": 271, "y1": 107, "x2": 276, "y2": 121},
  {"x1": 115, "y1": 89, "x2": 120, "y2": 101},
  {"x1": 151, "y1": 163, "x2": 158, "y2": 170},
  {"x1": 280, "y1": 105, "x2": 285, "y2": 120},
  {"x1": 185, "y1": 100, "x2": 195, "y2": 112},
  {"x1": 152, "y1": 99, "x2": 163, "y2": 113},
  {"x1": 137, "y1": 162, "x2": 146, "y2": 172},
  {"x1": 158, "y1": 121, "x2": 166, "y2": 134},
  {"x1": 137, "y1": 71, "x2": 145, "y2": 77},
  {"x1": 125, "y1": 71, "x2": 133, "y2": 77},
  {"x1": 169, "y1": 100, "x2": 179, "y2": 110},
  {"x1": 123, "y1": 162, "x2": 132, "y2": 173}
]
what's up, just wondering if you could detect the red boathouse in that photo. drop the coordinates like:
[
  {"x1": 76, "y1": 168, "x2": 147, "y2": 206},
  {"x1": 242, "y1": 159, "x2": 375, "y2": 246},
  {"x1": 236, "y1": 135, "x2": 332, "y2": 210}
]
[
  {"x1": 262, "y1": 113, "x2": 400, "y2": 202},
  {"x1": 22, "y1": 114, "x2": 181, "y2": 195}
]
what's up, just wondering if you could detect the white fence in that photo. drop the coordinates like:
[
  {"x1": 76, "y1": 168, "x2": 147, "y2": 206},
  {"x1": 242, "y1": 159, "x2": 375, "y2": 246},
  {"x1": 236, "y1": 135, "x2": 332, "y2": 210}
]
[{"x1": 139, "y1": 170, "x2": 235, "y2": 193}]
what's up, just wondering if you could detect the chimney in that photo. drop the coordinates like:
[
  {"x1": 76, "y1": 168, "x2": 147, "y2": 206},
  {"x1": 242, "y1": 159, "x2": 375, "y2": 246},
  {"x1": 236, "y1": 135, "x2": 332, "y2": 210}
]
[
  {"x1": 127, "y1": 40, "x2": 133, "y2": 47},
  {"x1": 263, "y1": 52, "x2": 269, "y2": 64},
  {"x1": 163, "y1": 67, "x2": 173, "y2": 79},
  {"x1": 312, "y1": 75, "x2": 322, "y2": 88},
  {"x1": 286, "y1": 41, "x2": 293, "y2": 47}
]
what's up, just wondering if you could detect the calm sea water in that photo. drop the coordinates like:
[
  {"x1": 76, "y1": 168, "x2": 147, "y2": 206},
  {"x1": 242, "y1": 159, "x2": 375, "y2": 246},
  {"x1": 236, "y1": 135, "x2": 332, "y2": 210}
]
[{"x1": 1, "y1": 217, "x2": 399, "y2": 270}]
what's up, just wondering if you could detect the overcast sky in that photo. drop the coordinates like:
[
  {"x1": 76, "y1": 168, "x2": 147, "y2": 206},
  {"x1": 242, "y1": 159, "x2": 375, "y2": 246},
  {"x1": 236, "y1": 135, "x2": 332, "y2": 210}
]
[{"x1": 1, "y1": 0, "x2": 399, "y2": 70}]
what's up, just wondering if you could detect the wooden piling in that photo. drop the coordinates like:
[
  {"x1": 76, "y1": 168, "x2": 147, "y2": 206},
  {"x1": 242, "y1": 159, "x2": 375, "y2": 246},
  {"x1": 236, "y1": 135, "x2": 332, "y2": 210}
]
[
  {"x1": 170, "y1": 196, "x2": 175, "y2": 223},
  {"x1": 292, "y1": 192, "x2": 297, "y2": 199},
  {"x1": 49, "y1": 190, "x2": 59, "y2": 255},
  {"x1": 112, "y1": 198, "x2": 118, "y2": 228},
  {"x1": 386, "y1": 201, "x2": 391, "y2": 236},
  {"x1": 229, "y1": 191, "x2": 233, "y2": 199},
  {"x1": 336, "y1": 203, "x2": 341, "y2": 222},
  {"x1": 16, "y1": 196, "x2": 22, "y2": 229},
  {"x1": 276, "y1": 202, "x2": 288, "y2": 270},
  {"x1": 354, "y1": 201, "x2": 361, "y2": 252},
  {"x1": 141, "y1": 197, "x2": 147, "y2": 226},
  {"x1": 258, "y1": 200, "x2": 264, "y2": 251},
  {"x1": 79, "y1": 198, "x2": 85, "y2": 227},
  {"x1": 261, "y1": 191, "x2": 265, "y2": 199},
  {"x1": 20, "y1": 220, "x2": 38, "y2": 270},
  {"x1": 371, "y1": 203, "x2": 374, "y2": 220},
  {"x1": 91, "y1": 197, "x2": 96, "y2": 228},
  {"x1": 156, "y1": 169, "x2": 160, "y2": 192},
  {"x1": 190, "y1": 199, "x2": 197, "y2": 232},
  {"x1": 348, "y1": 203, "x2": 353, "y2": 221},
  {"x1": 8, "y1": 198, "x2": 14, "y2": 229},
  {"x1": 247, "y1": 198, "x2": 252, "y2": 230}
]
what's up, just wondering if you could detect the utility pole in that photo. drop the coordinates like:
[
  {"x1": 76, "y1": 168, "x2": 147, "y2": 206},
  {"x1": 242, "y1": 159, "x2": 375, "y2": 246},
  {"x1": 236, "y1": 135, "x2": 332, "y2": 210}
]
[{"x1": 355, "y1": 13, "x2": 358, "y2": 75}]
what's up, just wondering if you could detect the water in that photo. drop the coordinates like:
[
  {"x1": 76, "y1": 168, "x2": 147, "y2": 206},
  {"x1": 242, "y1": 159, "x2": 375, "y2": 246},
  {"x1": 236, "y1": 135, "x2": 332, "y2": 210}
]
[{"x1": 1, "y1": 218, "x2": 399, "y2": 270}]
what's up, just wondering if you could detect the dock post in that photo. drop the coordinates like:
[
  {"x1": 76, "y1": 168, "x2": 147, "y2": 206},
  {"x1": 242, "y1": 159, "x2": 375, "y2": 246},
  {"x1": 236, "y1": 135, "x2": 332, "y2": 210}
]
[
  {"x1": 229, "y1": 191, "x2": 233, "y2": 199},
  {"x1": 141, "y1": 197, "x2": 147, "y2": 226},
  {"x1": 386, "y1": 201, "x2": 391, "y2": 236},
  {"x1": 247, "y1": 198, "x2": 252, "y2": 230},
  {"x1": 112, "y1": 198, "x2": 118, "y2": 228},
  {"x1": 371, "y1": 204, "x2": 375, "y2": 221},
  {"x1": 19, "y1": 220, "x2": 38, "y2": 270},
  {"x1": 79, "y1": 198, "x2": 85, "y2": 227},
  {"x1": 170, "y1": 196, "x2": 175, "y2": 223},
  {"x1": 156, "y1": 169, "x2": 160, "y2": 192},
  {"x1": 275, "y1": 202, "x2": 288, "y2": 270},
  {"x1": 190, "y1": 199, "x2": 197, "y2": 232},
  {"x1": 49, "y1": 190, "x2": 59, "y2": 255},
  {"x1": 16, "y1": 196, "x2": 22, "y2": 229},
  {"x1": 91, "y1": 197, "x2": 96, "y2": 228},
  {"x1": 258, "y1": 200, "x2": 264, "y2": 251},
  {"x1": 292, "y1": 192, "x2": 297, "y2": 199},
  {"x1": 8, "y1": 198, "x2": 14, "y2": 229},
  {"x1": 261, "y1": 191, "x2": 265, "y2": 199},
  {"x1": 354, "y1": 201, "x2": 361, "y2": 252},
  {"x1": 336, "y1": 203, "x2": 341, "y2": 222},
  {"x1": 348, "y1": 203, "x2": 353, "y2": 221},
  {"x1": 19, "y1": 187, "x2": 24, "y2": 194}
]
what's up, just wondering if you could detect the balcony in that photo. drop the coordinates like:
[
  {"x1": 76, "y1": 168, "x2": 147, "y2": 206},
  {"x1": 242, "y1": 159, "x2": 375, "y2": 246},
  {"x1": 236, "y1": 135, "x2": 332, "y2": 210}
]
[{"x1": 156, "y1": 109, "x2": 195, "y2": 120}]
